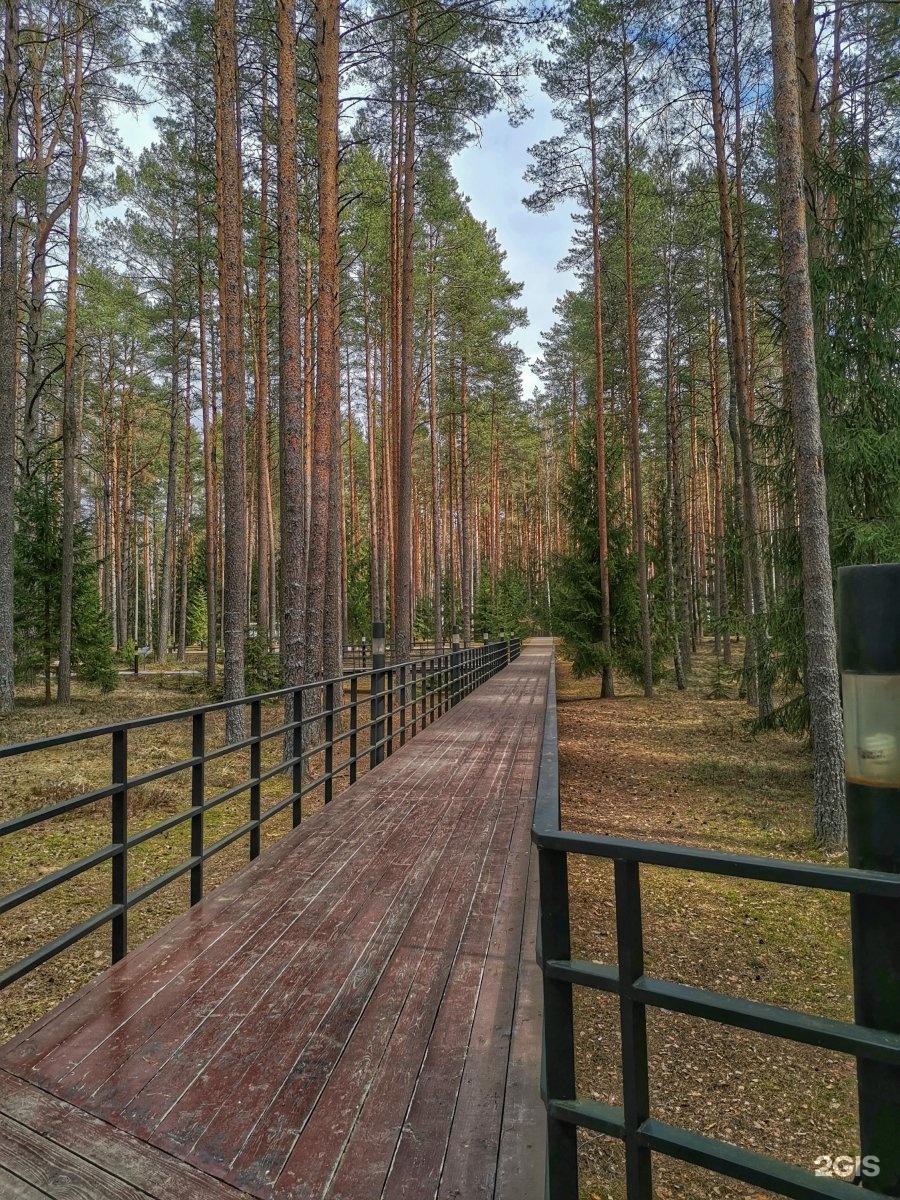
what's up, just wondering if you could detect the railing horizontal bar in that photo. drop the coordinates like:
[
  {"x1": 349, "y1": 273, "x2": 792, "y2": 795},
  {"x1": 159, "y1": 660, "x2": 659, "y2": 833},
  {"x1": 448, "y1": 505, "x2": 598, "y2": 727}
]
[
  {"x1": 126, "y1": 757, "x2": 200, "y2": 791},
  {"x1": 260, "y1": 790, "x2": 300, "y2": 824},
  {"x1": 203, "y1": 820, "x2": 256, "y2": 861},
  {"x1": 0, "y1": 905, "x2": 122, "y2": 990},
  {"x1": 635, "y1": 976, "x2": 900, "y2": 1066},
  {"x1": 127, "y1": 808, "x2": 196, "y2": 849},
  {"x1": 547, "y1": 1100, "x2": 863, "y2": 1199},
  {"x1": 531, "y1": 830, "x2": 900, "y2": 897},
  {"x1": 0, "y1": 844, "x2": 119, "y2": 915},
  {"x1": 202, "y1": 777, "x2": 255, "y2": 812},
  {"x1": 255, "y1": 721, "x2": 296, "y2": 744},
  {"x1": 127, "y1": 858, "x2": 199, "y2": 908},
  {"x1": 0, "y1": 650, "x2": 475, "y2": 759},
  {"x1": 257, "y1": 761, "x2": 293, "y2": 787},
  {"x1": 640, "y1": 1116, "x2": 865, "y2": 1200},
  {"x1": 203, "y1": 735, "x2": 258, "y2": 763},
  {"x1": 544, "y1": 959, "x2": 900, "y2": 1064},
  {"x1": 548, "y1": 1097, "x2": 625, "y2": 1139},
  {"x1": 543, "y1": 958, "x2": 619, "y2": 992},
  {"x1": 0, "y1": 784, "x2": 119, "y2": 837}
]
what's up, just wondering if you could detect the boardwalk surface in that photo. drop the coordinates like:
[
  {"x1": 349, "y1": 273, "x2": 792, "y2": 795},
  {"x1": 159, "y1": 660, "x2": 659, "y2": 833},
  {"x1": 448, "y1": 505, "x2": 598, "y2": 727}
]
[{"x1": 0, "y1": 641, "x2": 552, "y2": 1200}]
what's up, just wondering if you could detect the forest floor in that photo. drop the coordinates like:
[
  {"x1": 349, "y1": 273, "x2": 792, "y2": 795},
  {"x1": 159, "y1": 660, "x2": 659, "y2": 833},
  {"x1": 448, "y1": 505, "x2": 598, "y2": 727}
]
[{"x1": 556, "y1": 640, "x2": 857, "y2": 1200}]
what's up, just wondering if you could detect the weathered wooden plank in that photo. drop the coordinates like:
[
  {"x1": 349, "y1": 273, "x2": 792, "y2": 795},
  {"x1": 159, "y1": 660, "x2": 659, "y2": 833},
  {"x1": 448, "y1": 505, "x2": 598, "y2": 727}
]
[
  {"x1": 0, "y1": 1111, "x2": 155, "y2": 1200},
  {"x1": 49, "y1": 742, "x2": 455, "y2": 1113},
  {"x1": 3, "y1": 764, "x2": 406, "y2": 1080},
  {"x1": 0, "y1": 1071, "x2": 247, "y2": 1200},
  {"x1": 0, "y1": 1166, "x2": 51, "y2": 1199},
  {"x1": 270, "y1": 760, "x2": 508, "y2": 1199},
  {"x1": 325, "y1": 751, "x2": 523, "y2": 1199},
  {"x1": 237, "y1": 722, "x2": 523, "y2": 1194},
  {"x1": 183, "y1": 720, "x2": 516, "y2": 1177},
  {"x1": 377, "y1": 798, "x2": 522, "y2": 1199},
  {"x1": 435, "y1": 799, "x2": 534, "y2": 1199},
  {"x1": 115, "y1": 717, "x2": 480, "y2": 1146}
]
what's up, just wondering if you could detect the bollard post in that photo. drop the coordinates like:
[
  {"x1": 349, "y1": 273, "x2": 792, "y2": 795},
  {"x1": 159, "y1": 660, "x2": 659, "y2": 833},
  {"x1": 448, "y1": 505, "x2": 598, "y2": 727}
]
[
  {"x1": 370, "y1": 621, "x2": 386, "y2": 768},
  {"x1": 838, "y1": 564, "x2": 900, "y2": 1194},
  {"x1": 134, "y1": 654, "x2": 139, "y2": 676},
  {"x1": 451, "y1": 625, "x2": 461, "y2": 707}
]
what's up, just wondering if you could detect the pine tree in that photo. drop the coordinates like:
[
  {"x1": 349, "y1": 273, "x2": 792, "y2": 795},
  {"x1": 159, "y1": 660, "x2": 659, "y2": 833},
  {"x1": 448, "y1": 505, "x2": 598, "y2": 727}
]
[{"x1": 15, "y1": 473, "x2": 117, "y2": 699}]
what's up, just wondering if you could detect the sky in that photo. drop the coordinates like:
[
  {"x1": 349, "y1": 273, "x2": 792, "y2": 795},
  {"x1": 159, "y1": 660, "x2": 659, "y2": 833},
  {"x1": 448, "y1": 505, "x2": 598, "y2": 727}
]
[
  {"x1": 115, "y1": 69, "x2": 574, "y2": 403},
  {"x1": 452, "y1": 77, "x2": 577, "y2": 402}
]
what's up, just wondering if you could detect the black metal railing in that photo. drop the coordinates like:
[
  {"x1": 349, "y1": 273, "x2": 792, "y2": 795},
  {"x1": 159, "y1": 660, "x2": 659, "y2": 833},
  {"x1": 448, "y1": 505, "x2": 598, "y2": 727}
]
[
  {"x1": 532, "y1": 660, "x2": 900, "y2": 1200},
  {"x1": 0, "y1": 637, "x2": 521, "y2": 992}
]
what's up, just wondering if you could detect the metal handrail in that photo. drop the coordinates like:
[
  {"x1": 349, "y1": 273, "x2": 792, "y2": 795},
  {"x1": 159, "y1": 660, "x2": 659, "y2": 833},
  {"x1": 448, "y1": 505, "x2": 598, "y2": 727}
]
[
  {"x1": 532, "y1": 653, "x2": 895, "y2": 1200},
  {"x1": 1, "y1": 638, "x2": 522, "y2": 991}
]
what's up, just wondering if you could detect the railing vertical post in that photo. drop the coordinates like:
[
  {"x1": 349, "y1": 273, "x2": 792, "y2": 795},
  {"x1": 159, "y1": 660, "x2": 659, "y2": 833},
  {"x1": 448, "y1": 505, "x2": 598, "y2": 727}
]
[
  {"x1": 250, "y1": 701, "x2": 261, "y2": 858},
  {"x1": 292, "y1": 688, "x2": 303, "y2": 827},
  {"x1": 506, "y1": 631, "x2": 512, "y2": 666},
  {"x1": 324, "y1": 681, "x2": 335, "y2": 804},
  {"x1": 349, "y1": 675, "x2": 358, "y2": 785},
  {"x1": 538, "y1": 843, "x2": 578, "y2": 1200},
  {"x1": 371, "y1": 621, "x2": 385, "y2": 768},
  {"x1": 451, "y1": 626, "x2": 461, "y2": 707},
  {"x1": 420, "y1": 659, "x2": 427, "y2": 731},
  {"x1": 400, "y1": 664, "x2": 407, "y2": 746},
  {"x1": 429, "y1": 658, "x2": 436, "y2": 724},
  {"x1": 111, "y1": 729, "x2": 128, "y2": 963},
  {"x1": 386, "y1": 667, "x2": 394, "y2": 756},
  {"x1": 190, "y1": 712, "x2": 205, "y2": 905},
  {"x1": 614, "y1": 858, "x2": 653, "y2": 1199}
]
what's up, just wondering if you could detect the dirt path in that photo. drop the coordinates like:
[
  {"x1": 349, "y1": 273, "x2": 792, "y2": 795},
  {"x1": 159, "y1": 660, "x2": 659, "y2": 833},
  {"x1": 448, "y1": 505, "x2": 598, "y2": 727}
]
[{"x1": 556, "y1": 643, "x2": 857, "y2": 1200}]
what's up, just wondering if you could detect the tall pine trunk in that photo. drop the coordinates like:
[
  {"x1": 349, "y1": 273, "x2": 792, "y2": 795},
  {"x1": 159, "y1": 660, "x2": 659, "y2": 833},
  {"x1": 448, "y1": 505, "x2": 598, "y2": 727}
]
[
  {"x1": 621, "y1": 37, "x2": 653, "y2": 698},
  {"x1": 587, "y1": 61, "x2": 613, "y2": 697},
  {"x1": 255, "y1": 72, "x2": 274, "y2": 642},
  {"x1": 214, "y1": 0, "x2": 247, "y2": 737},
  {"x1": 57, "y1": 8, "x2": 84, "y2": 704},
  {"x1": 394, "y1": 3, "x2": 418, "y2": 663},
  {"x1": 769, "y1": 0, "x2": 845, "y2": 849},
  {"x1": 156, "y1": 265, "x2": 180, "y2": 662},
  {"x1": 705, "y1": 0, "x2": 770, "y2": 716},
  {"x1": 303, "y1": 0, "x2": 340, "y2": 683},
  {"x1": 276, "y1": 0, "x2": 306, "y2": 696},
  {"x1": 0, "y1": 0, "x2": 19, "y2": 712}
]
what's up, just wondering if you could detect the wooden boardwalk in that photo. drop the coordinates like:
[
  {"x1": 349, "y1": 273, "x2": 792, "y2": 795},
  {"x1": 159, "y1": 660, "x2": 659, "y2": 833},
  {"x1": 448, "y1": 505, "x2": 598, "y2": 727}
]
[{"x1": 0, "y1": 641, "x2": 553, "y2": 1200}]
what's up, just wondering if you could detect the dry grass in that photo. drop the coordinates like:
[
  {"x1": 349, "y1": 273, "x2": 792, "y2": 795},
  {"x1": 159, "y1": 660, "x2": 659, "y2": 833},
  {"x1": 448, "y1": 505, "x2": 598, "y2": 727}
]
[
  {"x1": 0, "y1": 668, "x2": 382, "y2": 1043},
  {"x1": 556, "y1": 642, "x2": 858, "y2": 1200}
]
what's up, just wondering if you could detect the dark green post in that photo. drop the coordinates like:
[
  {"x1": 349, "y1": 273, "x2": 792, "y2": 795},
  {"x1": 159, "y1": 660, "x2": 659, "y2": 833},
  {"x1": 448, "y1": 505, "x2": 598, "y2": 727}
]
[
  {"x1": 371, "y1": 620, "x2": 386, "y2": 767},
  {"x1": 839, "y1": 564, "x2": 900, "y2": 1194},
  {"x1": 451, "y1": 625, "x2": 461, "y2": 707}
]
